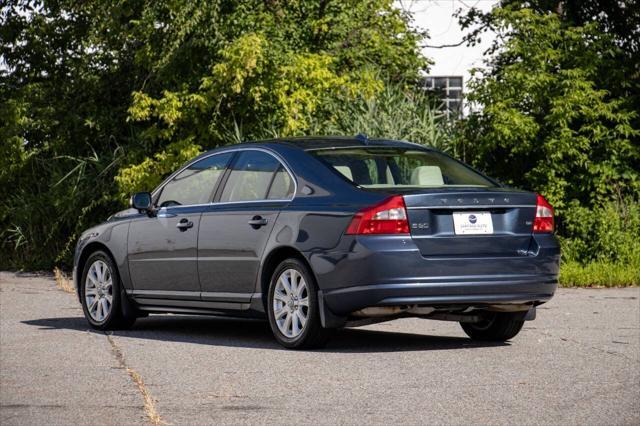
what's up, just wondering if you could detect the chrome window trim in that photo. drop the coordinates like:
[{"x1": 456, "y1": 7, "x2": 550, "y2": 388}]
[
  {"x1": 151, "y1": 147, "x2": 298, "y2": 208},
  {"x1": 156, "y1": 199, "x2": 296, "y2": 214},
  {"x1": 304, "y1": 144, "x2": 432, "y2": 153},
  {"x1": 406, "y1": 205, "x2": 535, "y2": 210}
]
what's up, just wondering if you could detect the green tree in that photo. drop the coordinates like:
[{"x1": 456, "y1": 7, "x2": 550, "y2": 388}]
[
  {"x1": 0, "y1": 0, "x2": 429, "y2": 269},
  {"x1": 118, "y1": 0, "x2": 429, "y2": 196},
  {"x1": 459, "y1": 2, "x2": 640, "y2": 276},
  {"x1": 461, "y1": 5, "x2": 639, "y2": 210},
  {"x1": 1, "y1": 0, "x2": 146, "y2": 268}
]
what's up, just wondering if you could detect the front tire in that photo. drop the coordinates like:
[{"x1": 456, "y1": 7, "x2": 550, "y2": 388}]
[
  {"x1": 81, "y1": 251, "x2": 136, "y2": 330},
  {"x1": 267, "y1": 258, "x2": 331, "y2": 349},
  {"x1": 460, "y1": 311, "x2": 525, "y2": 341}
]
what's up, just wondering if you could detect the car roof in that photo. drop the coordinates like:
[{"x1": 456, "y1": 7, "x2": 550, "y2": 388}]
[
  {"x1": 254, "y1": 135, "x2": 428, "y2": 151},
  {"x1": 188, "y1": 136, "x2": 433, "y2": 165}
]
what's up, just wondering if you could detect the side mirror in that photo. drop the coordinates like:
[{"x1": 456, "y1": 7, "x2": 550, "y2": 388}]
[{"x1": 130, "y1": 192, "x2": 153, "y2": 214}]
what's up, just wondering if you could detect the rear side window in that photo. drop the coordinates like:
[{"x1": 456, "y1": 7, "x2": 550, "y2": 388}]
[
  {"x1": 157, "y1": 153, "x2": 232, "y2": 207},
  {"x1": 311, "y1": 148, "x2": 495, "y2": 188},
  {"x1": 220, "y1": 151, "x2": 293, "y2": 202},
  {"x1": 267, "y1": 166, "x2": 295, "y2": 199}
]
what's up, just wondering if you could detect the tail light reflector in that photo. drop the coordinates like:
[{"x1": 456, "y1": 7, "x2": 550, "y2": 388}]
[
  {"x1": 533, "y1": 194, "x2": 554, "y2": 233},
  {"x1": 346, "y1": 195, "x2": 410, "y2": 235}
]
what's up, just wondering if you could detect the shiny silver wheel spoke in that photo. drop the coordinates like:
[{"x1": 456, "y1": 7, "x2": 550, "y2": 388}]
[
  {"x1": 274, "y1": 290, "x2": 287, "y2": 302},
  {"x1": 283, "y1": 312, "x2": 293, "y2": 334},
  {"x1": 273, "y1": 268, "x2": 309, "y2": 338},
  {"x1": 279, "y1": 274, "x2": 292, "y2": 295},
  {"x1": 296, "y1": 311, "x2": 307, "y2": 327},
  {"x1": 290, "y1": 270, "x2": 300, "y2": 294},
  {"x1": 274, "y1": 306, "x2": 287, "y2": 320},
  {"x1": 96, "y1": 262, "x2": 104, "y2": 281},
  {"x1": 101, "y1": 299, "x2": 109, "y2": 319},
  {"x1": 291, "y1": 312, "x2": 300, "y2": 336},
  {"x1": 84, "y1": 260, "x2": 113, "y2": 322},
  {"x1": 89, "y1": 297, "x2": 99, "y2": 313},
  {"x1": 290, "y1": 270, "x2": 299, "y2": 293}
]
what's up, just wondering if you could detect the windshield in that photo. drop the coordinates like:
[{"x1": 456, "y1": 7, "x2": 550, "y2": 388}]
[{"x1": 310, "y1": 147, "x2": 496, "y2": 189}]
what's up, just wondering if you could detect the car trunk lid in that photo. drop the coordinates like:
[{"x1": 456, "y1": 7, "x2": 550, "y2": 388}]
[{"x1": 402, "y1": 188, "x2": 537, "y2": 257}]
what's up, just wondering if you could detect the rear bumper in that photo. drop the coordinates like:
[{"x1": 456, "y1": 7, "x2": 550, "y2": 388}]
[
  {"x1": 322, "y1": 276, "x2": 556, "y2": 315},
  {"x1": 308, "y1": 234, "x2": 560, "y2": 319}
]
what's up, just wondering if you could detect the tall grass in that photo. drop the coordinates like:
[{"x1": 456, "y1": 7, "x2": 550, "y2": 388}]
[
  {"x1": 1, "y1": 145, "x2": 124, "y2": 270},
  {"x1": 309, "y1": 83, "x2": 455, "y2": 152},
  {"x1": 560, "y1": 261, "x2": 639, "y2": 287}
]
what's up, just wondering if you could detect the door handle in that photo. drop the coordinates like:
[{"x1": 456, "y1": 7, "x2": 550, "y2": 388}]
[
  {"x1": 248, "y1": 216, "x2": 268, "y2": 229},
  {"x1": 176, "y1": 218, "x2": 194, "y2": 230}
]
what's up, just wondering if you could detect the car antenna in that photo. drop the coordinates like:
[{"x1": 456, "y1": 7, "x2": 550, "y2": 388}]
[{"x1": 355, "y1": 133, "x2": 369, "y2": 145}]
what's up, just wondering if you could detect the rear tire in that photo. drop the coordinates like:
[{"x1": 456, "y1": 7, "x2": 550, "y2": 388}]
[
  {"x1": 81, "y1": 251, "x2": 137, "y2": 330},
  {"x1": 460, "y1": 311, "x2": 525, "y2": 341},
  {"x1": 267, "y1": 258, "x2": 331, "y2": 349}
]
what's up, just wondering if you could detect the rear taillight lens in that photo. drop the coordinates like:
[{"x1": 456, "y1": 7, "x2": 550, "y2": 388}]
[
  {"x1": 533, "y1": 194, "x2": 554, "y2": 233},
  {"x1": 346, "y1": 195, "x2": 410, "y2": 235}
]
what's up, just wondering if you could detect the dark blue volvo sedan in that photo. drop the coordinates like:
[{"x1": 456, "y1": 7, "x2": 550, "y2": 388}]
[{"x1": 73, "y1": 136, "x2": 559, "y2": 348}]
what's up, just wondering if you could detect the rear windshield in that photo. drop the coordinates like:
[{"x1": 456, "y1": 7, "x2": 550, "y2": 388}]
[{"x1": 310, "y1": 147, "x2": 496, "y2": 189}]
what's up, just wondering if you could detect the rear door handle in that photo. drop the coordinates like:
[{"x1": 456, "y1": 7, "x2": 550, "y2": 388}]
[
  {"x1": 176, "y1": 218, "x2": 194, "y2": 230},
  {"x1": 248, "y1": 216, "x2": 268, "y2": 228}
]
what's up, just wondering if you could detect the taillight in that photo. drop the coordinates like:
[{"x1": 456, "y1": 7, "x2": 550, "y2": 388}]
[
  {"x1": 533, "y1": 194, "x2": 554, "y2": 233},
  {"x1": 346, "y1": 195, "x2": 410, "y2": 235}
]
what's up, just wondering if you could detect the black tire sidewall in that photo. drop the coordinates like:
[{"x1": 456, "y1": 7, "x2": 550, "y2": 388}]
[
  {"x1": 461, "y1": 311, "x2": 525, "y2": 341},
  {"x1": 267, "y1": 258, "x2": 321, "y2": 348},
  {"x1": 80, "y1": 251, "x2": 122, "y2": 329}
]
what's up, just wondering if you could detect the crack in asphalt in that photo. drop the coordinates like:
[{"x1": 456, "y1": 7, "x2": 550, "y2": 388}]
[
  {"x1": 48, "y1": 270, "x2": 166, "y2": 425},
  {"x1": 105, "y1": 333, "x2": 166, "y2": 425}
]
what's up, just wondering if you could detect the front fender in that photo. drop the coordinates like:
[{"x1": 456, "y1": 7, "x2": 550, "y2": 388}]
[{"x1": 73, "y1": 220, "x2": 133, "y2": 302}]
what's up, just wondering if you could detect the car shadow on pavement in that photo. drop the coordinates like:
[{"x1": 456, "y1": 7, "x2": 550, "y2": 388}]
[{"x1": 22, "y1": 315, "x2": 508, "y2": 353}]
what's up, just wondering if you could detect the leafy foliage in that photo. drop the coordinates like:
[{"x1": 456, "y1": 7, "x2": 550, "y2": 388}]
[
  {"x1": 3, "y1": 0, "x2": 638, "y2": 286},
  {"x1": 1, "y1": 0, "x2": 144, "y2": 269},
  {"x1": 560, "y1": 197, "x2": 640, "y2": 266},
  {"x1": 118, "y1": 0, "x2": 426, "y2": 196},
  {"x1": 459, "y1": 2, "x2": 640, "y2": 282},
  {"x1": 0, "y1": 0, "x2": 429, "y2": 269},
  {"x1": 461, "y1": 6, "x2": 639, "y2": 210}
]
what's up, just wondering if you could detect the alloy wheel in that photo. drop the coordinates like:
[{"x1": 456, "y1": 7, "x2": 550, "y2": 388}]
[
  {"x1": 85, "y1": 260, "x2": 113, "y2": 322},
  {"x1": 273, "y1": 268, "x2": 309, "y2": 338}
]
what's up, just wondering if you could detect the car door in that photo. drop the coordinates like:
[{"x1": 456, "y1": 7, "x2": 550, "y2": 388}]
[
  {"x1": 198, "y1": 150, "x2": 295, "y2": 303},
  {"x1": 127, "y1": 153, "x2": 233, "y2": 301}
]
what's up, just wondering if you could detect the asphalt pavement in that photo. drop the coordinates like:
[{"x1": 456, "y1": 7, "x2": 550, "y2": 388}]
[{"x1": 1, "y1": 272, "x2": 638, "y2": 425}]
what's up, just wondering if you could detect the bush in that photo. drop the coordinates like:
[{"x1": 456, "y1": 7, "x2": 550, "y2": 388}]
[
  {"x1": 559, "y1": 197, "x2": 640, "y2": 264},
  {"x1": 558, "y1": 197, "x2": 640, "y2": 286}
]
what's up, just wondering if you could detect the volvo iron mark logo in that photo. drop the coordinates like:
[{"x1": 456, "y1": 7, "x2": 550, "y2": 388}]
[{"x1": 468, "y1": 214, "x2": 478, "y2": 224}]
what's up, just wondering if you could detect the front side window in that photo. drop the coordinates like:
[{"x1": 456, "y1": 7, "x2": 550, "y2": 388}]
[
  {"x1": 157, "y1": 153, "x2": 232, "y2": 207},
  {"x1": 310, "y1": 147, "x2": 495, "y2": 189},
  {"x1": 220, "y1": 151, "x2": 293, "y2": 202}
]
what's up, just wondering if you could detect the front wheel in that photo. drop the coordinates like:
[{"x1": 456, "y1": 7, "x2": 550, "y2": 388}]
[
  {"x1": 81, "y1": 251, "x2": 136, "y2": 330},
  {"x1": 460, "y1": 311, "x2": 525, "y2": 342},
  {"x1": 267, "y1": 258, "x2": 331, "y2": 349}
]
